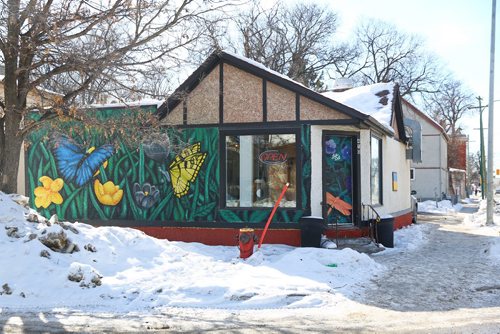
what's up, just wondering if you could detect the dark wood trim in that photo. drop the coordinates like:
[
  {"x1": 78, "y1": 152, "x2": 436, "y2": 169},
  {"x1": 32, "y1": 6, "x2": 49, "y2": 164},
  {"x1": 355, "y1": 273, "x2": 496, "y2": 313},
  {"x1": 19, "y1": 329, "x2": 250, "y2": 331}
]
[
  {"x1": 219, "y1": 62, "x2": 224, "y2": 124},
  {"x1": 161, "y1": 119, "x2": 361, "y2": 130},
  {"x1": 182, "y1": 99, "x2": 187, "y2": 125},
  {"x1": 219, "y1": 127, "x2": 226, "y2": 210},
  {"x1": 262, "y1": 78, "x2": 267, "y2": 122},
  {"x1": 156, "y1": 51, "x2": 372, "y2": 126},
  {"x1": 295, "y1": 93, "x2": 300, "y2": 121}
]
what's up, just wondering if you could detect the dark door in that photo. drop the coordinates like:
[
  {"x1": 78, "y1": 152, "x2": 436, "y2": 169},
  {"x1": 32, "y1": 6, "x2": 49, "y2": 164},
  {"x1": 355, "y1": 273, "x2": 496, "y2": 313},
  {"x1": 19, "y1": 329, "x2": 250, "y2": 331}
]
[{"x1": 322, "y1": 132, "x2": 359, "y2": 225}]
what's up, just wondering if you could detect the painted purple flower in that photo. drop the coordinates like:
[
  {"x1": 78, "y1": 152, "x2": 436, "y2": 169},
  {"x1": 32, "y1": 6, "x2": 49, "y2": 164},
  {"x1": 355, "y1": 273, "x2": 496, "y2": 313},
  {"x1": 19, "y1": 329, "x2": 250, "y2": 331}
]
[
  {"x1": 133, "y1": 182, "x2": 160, "y2": 209},
  {"x1": 325, "y1": 139, "x2": 337, "y2": 155},
  {"x1": 341, "y1": 145, "x2": 351, "y2": 161}
]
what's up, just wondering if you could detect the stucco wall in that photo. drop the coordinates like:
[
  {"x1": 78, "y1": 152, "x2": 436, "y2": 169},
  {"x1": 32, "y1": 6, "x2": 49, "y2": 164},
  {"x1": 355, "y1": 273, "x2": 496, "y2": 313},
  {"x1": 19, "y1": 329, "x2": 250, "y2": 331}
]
[
  {"x1": 301, "y1": 97, "x2": 349, "y2": 121},
  {"x1": 161, "y1": 103, "x2": 183, "y2": 125},
  {"x1": 266, "y1": 82, "x2": 296, "y2": 122},
  {"x1": 223, "y1": 64, "x2": 262, "y2": 123},
  {"x1": 377, "y1": 137, "x2": 411, "y2": 216},
  {"x1": 187, "y1": 64, "x2": 219, "y2": 124}
]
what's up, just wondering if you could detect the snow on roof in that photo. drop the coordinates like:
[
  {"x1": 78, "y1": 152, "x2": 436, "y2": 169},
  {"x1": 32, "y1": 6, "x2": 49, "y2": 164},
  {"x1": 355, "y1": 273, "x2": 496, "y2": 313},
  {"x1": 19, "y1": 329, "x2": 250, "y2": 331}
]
[
  {"x1": 89, "y1": 99, "x2": 165, "y2": 109},
  {"x1": 323, "y1": 82, "x2": 395, "y2": 132},
  {"x1": 223, "y1": 51, "x2": 307, "y2": 89},
  {"x1": 449, "y1": 168, "x2": 466, "y2": 173}
]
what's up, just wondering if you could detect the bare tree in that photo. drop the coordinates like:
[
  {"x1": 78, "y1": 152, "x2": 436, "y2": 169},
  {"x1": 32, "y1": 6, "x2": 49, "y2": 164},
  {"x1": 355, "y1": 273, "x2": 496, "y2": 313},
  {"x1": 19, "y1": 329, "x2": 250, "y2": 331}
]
[
  {"x1": 232, "y1": 1, "x2": 353, "y2": 89},
  {"x1": 331, "y1": 19, "x2": 442, "y2": 99},
  {"x1": 426, "y1": 79, "x2": 474, "y2": 135},
  {"x1": 0, "y1": 0, "x2": 238, "y2": 193}
]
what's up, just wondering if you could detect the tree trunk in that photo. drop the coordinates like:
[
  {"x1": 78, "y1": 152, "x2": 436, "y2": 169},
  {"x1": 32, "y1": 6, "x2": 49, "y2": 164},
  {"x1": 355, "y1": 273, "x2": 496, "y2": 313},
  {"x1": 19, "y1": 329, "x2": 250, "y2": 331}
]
[
  {"x1": 0, "y1": 116, "x2": 5, "y2": 187},
  {"x1": 0, "y1": 111, "x2": 24, "y2": 194}
]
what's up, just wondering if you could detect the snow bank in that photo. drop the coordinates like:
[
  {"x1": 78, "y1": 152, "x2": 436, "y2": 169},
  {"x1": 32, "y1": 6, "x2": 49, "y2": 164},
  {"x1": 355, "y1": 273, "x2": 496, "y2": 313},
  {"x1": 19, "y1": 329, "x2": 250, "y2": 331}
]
[
  {"x1": 374, "y1": 224, "x2": 429, "y2": 256},
  {"x1": 0, "y1": 191, "x2": 384, "y2": 312},
  {"x1": 417, "y1": 200, "x2": 462, "y2": 214}
]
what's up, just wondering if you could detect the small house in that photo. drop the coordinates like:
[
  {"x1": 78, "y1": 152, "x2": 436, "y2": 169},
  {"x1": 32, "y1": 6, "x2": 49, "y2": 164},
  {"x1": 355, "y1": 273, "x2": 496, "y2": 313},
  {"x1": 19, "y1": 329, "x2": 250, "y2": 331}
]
[
  {"x1": 401, "y1": 99, "x2": 450, "y2": 200},
  {"x1": 25, "y1": 51, "x2": 415, "y2": 246}
]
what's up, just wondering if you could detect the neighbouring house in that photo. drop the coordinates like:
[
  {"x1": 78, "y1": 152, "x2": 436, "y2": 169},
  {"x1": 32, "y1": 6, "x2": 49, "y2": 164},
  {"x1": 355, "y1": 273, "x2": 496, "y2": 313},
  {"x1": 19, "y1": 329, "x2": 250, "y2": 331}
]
[
  {"x1": 448, "y1": 132, "x2": 468, "y2": 200},
  {"x1": 24, "y1": 51, "x2": 415, "y2": 246},
  {"x1": 401, "y1": 99, "x2": 450, "y2": 201}
]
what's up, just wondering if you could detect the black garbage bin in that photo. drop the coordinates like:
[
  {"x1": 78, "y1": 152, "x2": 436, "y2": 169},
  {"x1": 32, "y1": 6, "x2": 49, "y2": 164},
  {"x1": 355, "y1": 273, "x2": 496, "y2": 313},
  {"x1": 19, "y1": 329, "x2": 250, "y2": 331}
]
[
  {"x1": 375, "y1": 217, "x2": 394, "y2": 248},
  {"x1": 299, "y1": 217, "x2": 326, "y2": 247}
]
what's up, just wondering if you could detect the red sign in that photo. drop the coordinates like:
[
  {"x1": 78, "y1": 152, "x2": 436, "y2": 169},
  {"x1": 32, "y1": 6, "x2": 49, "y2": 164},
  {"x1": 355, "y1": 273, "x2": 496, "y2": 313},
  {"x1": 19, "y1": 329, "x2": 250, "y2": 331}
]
[{"x1": 258, "y1": 150, "x2": 288, "y2": 165}]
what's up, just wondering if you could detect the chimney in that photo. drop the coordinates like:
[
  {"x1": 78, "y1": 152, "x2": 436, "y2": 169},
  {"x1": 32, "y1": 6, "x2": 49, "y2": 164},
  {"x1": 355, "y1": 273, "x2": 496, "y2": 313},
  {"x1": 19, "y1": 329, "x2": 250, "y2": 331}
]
[{"x1": 331, "y1": 77, "x2": 354, "y2": 92}]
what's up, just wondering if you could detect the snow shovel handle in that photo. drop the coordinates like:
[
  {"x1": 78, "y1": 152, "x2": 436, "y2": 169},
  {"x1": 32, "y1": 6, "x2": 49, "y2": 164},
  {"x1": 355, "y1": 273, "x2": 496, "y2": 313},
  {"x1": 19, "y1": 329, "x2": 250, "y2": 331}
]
[{"x1": 258, "y1": 183, "x2": 289, "y2": 249}]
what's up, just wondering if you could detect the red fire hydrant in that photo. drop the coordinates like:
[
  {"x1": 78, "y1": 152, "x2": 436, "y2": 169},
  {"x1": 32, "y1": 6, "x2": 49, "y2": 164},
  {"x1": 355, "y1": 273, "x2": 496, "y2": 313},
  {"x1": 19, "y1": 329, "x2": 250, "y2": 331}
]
[{"x1": 238, "y1": 228, "x2": 258, "y2": 259}]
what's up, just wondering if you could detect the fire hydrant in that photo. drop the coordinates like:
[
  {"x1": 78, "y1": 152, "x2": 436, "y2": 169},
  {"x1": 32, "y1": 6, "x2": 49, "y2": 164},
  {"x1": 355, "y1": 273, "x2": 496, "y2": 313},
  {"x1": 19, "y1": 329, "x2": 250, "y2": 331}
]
[{"x1": 238, "y1": 228, "x2": 258, "y2": 259}]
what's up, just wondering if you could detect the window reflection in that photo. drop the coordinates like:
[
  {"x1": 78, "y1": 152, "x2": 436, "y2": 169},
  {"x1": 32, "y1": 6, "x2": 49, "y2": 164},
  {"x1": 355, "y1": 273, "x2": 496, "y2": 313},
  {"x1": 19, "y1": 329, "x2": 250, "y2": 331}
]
[{"x1": 226, "y1": 134, "x2": 296, "y2": 208}]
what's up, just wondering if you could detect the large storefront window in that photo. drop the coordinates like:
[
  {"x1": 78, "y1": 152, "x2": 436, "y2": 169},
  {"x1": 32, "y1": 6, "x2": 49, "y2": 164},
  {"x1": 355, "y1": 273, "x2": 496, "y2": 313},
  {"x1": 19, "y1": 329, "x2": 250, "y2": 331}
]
[
  {"x1": 225, "y1": 133, "x2": 297, "y2": 208},
  {"x1": 371, "y1": 136, "x2": 382, "y2": 205}
]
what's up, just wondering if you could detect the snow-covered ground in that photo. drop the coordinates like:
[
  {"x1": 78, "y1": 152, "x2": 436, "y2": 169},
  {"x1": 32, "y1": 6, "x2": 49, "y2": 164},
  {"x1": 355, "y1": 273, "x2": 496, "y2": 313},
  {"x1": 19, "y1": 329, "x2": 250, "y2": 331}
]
[
  {"x1": 1, "y1": 192, "x2": 498, "y2": 313},
  {"x1": 417, "y1": 199, "x2": 463, "y2": 214},
  {"x1": 0, "y1": 191, "x2": 422, "y2": 312},
  {"x1": 1, "y1": 192, "x2": 500, "y2": 332}
]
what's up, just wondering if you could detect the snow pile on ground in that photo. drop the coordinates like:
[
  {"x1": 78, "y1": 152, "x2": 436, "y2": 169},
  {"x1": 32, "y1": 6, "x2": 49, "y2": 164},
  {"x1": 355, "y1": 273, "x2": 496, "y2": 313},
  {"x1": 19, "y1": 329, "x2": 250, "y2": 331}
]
[
  {"x1": 463, "y1": 199, "x2": 500, "y2": 226},
  {"x1": 417, "y1": 199, "x2": 462, "y2": 214},
  {"x1": 0, "y1": 191, "x2": 384, "y2": 312},
  {"x1": 462, "y1": 199, "x2": 500, "y2": 266},
  {"x1": 374, "y1": 224, "x2": 430, "y2": 256}
]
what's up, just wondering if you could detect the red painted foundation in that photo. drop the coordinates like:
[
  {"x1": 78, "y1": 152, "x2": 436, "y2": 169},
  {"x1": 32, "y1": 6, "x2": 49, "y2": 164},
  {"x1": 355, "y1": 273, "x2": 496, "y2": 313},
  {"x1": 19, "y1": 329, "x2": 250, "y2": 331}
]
[{"x1": 134, "y1": 211, "x2": 414, "y2": 246}]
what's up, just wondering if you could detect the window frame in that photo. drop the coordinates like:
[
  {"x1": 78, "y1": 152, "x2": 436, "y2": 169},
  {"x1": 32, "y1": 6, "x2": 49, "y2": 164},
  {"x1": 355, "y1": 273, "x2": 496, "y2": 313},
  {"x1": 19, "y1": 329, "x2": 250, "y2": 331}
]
[
  {"x1": 370, "y1": 135, "x2": 383, "y2": 205},
  {"x1": 220, "y1": 127, "x2": 301, "y2": 210}
]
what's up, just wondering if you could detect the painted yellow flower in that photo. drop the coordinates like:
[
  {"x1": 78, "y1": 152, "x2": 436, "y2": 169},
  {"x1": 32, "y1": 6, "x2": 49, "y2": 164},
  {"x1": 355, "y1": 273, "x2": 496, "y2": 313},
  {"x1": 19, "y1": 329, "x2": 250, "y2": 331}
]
[
  {"x1": 34, "y1": 176, "x2": 64, "y2": 208},
  {"x1": 94, "y1": 179, "x2": 123, "y2": 206},
  {"x1": 87, "y1": 147, "x2": 109, "y2": 176}
]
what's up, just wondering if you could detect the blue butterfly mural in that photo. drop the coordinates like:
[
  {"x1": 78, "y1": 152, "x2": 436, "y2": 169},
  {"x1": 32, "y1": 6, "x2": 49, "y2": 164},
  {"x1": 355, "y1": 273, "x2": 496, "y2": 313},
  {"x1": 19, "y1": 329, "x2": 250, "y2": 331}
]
[{"x1": 52, "y1": 135, "x2": 115, "y2": 187}]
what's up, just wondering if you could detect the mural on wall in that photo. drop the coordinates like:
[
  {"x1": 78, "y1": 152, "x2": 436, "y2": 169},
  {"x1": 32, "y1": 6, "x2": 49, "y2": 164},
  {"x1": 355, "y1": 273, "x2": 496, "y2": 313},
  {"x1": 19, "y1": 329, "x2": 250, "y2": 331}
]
[
  {"x1": 164, "y1": 142, "x2": 207, "y2": 198},
  {"x1": 26, "y1": 107, "x2": 219, "y2": 223},
  {"x1": 323, "y1": 134, "x2": 354, "y2": 225},
  {"x1": 52, "y1": 135, "x2": 115, "y2": 187},
  {"x1": 28, "y1": 108, "x2": 313, "y2": 225}
]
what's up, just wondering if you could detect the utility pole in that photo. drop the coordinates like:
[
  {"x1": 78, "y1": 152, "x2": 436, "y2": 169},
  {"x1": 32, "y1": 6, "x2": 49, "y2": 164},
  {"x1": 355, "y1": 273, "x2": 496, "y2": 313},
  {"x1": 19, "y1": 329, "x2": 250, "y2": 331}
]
[
  {"x1": 487, "y1": 0, "x2": 496, "y2": 225},
  {"x1": 477, "y1": 96, "x2": 487, "y2": 199}
]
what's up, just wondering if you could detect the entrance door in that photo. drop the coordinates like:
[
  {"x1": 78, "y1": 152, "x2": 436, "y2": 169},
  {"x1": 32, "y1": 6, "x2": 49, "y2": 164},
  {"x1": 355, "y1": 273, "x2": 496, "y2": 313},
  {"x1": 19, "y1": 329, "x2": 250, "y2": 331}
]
[{"x1": 322, "y1": 133, "x2": 358, "y2": 225}]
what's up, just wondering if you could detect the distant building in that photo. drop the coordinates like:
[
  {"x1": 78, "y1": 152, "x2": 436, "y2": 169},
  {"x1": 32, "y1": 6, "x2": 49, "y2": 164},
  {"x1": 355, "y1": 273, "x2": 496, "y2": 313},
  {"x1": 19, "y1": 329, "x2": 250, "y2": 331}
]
[
  {"x1": 448, "y1": 133, "x2": 468, "y2": 199},
  {"x1": 402, "y1": 99, "x2": 449, "y2": 201}
]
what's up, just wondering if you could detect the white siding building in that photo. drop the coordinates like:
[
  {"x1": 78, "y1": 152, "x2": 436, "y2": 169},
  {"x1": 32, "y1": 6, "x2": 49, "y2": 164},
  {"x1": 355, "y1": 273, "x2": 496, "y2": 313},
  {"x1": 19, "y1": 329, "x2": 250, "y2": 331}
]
[{"x1": 402, "y1": 99, "x2": 449, "y2": 201}]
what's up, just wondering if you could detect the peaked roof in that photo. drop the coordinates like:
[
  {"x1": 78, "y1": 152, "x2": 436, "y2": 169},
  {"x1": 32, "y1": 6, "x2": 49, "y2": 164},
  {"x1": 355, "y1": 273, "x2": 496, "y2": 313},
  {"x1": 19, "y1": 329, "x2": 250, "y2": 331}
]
[
  {"x1": 401, "y1": 98, "x2": 449, "y2": 141},
  {"x1": 323, "y1": 82, "x2": 397, "y2": 133},
  {"x1": 157, "y1": 51, "x2": 407, "y2": 140}
]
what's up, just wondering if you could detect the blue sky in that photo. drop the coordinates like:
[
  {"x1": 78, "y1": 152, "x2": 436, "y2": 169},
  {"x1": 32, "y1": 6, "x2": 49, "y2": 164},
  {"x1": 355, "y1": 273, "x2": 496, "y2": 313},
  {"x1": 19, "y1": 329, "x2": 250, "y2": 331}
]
[{"x1": 325, "y1": 0, "x2": 500, "y2": 169}]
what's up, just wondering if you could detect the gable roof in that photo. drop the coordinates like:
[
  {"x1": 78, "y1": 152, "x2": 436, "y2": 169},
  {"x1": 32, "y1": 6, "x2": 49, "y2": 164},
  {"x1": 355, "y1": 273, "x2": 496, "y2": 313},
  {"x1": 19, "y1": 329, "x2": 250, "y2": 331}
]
[
  {"x1": 157, "y1": 50, "x2": 406, "y2": 140},
  {"x1": 402, "y1": 98, "x2": 449, "y2": 141},
  {"x1": 323, "y1": 82, "x2": 398, "y2": 134}
]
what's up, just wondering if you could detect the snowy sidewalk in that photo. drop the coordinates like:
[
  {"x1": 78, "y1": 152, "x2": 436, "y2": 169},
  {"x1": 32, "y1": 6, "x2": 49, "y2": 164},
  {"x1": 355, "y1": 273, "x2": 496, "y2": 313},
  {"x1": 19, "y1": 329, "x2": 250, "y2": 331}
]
[{"x1": 361, "y1": 211, "x2": 500, "y2": 312}]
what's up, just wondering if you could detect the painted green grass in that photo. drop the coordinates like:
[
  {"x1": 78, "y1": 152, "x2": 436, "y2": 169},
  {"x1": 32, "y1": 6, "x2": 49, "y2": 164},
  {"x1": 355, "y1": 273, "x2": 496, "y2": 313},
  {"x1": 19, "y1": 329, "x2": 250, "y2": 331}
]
[{"x1": 26, "y1": 119, "x2": 221, "y2": 224}]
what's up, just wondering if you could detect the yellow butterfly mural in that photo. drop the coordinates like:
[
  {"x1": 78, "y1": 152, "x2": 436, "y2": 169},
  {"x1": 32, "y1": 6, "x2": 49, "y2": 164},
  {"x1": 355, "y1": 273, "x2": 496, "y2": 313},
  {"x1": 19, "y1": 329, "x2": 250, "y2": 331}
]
[{"x1": 168, "y1": 142, "x2": 207, "y2": 198}]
